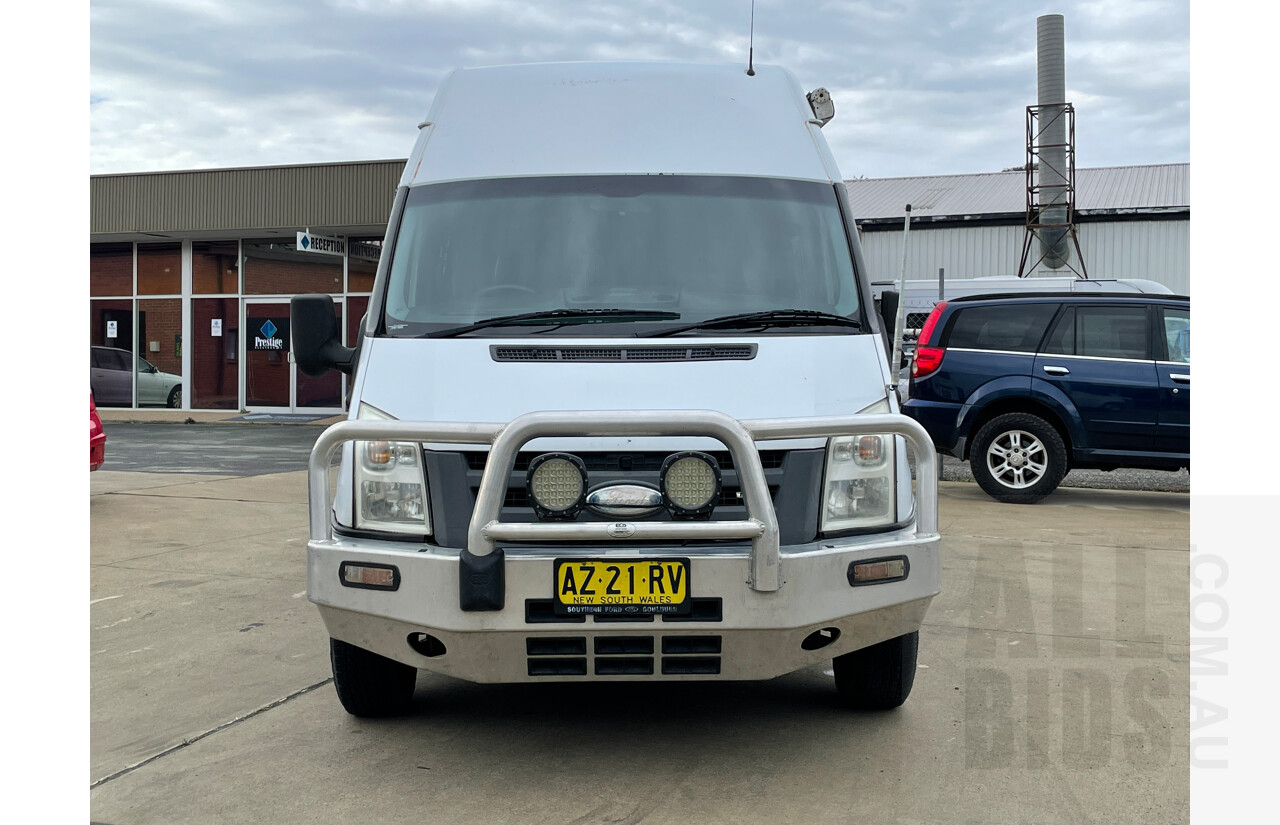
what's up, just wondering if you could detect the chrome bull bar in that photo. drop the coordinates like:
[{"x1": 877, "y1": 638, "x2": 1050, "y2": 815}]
[{"x1": 307, "y1": 410, "x2": 938, "y2": 593}]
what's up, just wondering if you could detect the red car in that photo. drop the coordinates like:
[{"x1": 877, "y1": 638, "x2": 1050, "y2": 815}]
[{"x1": 90, "y1": 393, "x2": 106, "y2": 471}]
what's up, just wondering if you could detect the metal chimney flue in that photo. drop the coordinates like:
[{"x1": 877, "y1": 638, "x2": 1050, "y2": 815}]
[{"x1": 1036, "y1": 13, "x2": 1070, "y2": 269}]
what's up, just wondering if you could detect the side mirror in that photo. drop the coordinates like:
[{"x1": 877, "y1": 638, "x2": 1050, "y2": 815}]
[{"x1": 291, "y1": 295, "x2": 355, "y2": 376}]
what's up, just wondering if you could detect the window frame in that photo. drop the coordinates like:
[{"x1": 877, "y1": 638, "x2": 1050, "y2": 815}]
[
  {"x1": 1157, "y1": 305, "x2": 1190, "y2": 364},
  {"x1": 938, "y1": 300, "x2": 1059, "y2": 353},
  {"x1": 1039, "y1": 301, "x2": 1154, "y2": 361}
]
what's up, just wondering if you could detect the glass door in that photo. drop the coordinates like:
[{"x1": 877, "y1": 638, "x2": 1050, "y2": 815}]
[{"x1": 242, "y1": 298, "x2": 343, "y2": 412}]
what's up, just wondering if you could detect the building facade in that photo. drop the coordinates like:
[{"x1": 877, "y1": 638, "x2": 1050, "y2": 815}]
[
  {"x1": 90, "y1": 160, "x2": 402, "y2": 412},
  {"x1": 91, "y1": 160, "x2": 1190, "y2": 412},
  {"x1": 845, "y1": 164, "x2": 1190, "y2": 295}
]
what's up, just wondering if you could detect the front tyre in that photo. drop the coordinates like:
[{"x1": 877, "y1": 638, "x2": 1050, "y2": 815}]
[
  {"x1": 166, "y1": 385, "x2": 182, "y2": 409},
  {"x1": 833, "y1": 631, "x2": 918, "y2": 710},
  {"x1": 969, "y1": 412, "x2": 1067, "y2": 504},
  {"x1": 330, "y1": 638, "x2": 417, "y2": 717}
]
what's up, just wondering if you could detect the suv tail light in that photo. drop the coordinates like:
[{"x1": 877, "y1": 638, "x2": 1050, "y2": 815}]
[{"x1": 912, "y1": 302, "x2": 947, "y2": 379}]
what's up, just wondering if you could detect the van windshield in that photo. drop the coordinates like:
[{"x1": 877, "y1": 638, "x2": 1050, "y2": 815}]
[{"x1": 382, "y1": 175, "x2": 862, "y2": 336}]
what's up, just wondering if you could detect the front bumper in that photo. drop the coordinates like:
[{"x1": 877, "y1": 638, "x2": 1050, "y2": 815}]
[
  {"x1": 305, "y1": 410, "x2": 941, "y2": 683},
  {"x1": 311, "y1": 531, "x2": 938, "y2": 682}
]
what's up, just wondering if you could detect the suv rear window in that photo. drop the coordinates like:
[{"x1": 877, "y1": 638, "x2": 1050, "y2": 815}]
[{"x1": 943, "y1": 304, "x2": 1056, "y2": 352}]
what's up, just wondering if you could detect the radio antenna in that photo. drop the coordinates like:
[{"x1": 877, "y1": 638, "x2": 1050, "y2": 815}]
[{"x1": 746, "y1": 0, "x2": 756, "y2": 76}]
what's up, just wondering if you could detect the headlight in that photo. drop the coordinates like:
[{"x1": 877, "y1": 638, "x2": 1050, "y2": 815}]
[
  {"x1": 821, "y1": 398, "x2": 897, "y2": 533},
  {"x1": 354, "y1": 403, "x2": 432, "y2": 536}
]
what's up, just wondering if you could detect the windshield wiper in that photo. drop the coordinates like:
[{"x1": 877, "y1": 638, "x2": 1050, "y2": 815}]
[
  {"x1": 640, "y1": 309, "x2": 861, "y2": 338},
  {"x1": 422, "y1": 308, "x2": 680, "y2": 338}
]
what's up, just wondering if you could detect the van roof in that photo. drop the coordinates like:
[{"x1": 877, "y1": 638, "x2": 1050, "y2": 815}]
[{"x1": 402, "y1": 62, "x2": 841, "y2": 187}]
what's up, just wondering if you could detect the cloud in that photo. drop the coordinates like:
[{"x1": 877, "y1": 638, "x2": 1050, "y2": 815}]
[{"x1": 90, "y1": 0, "x2": 1189, "y2": 177}]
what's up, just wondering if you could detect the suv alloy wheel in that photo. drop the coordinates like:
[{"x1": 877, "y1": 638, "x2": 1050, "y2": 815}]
[{"x1": 970, "y1": 412, "x2": 1068, "y2": 504}]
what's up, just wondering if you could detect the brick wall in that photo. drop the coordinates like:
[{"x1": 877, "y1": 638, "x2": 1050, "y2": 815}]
[
  {"x1": 192, "y1": 298, "x2": 239, "y2": 409},
  {"x1": 193, "y1": 244, "x2": 239, "y2": 294},
  {"x1": 244, "y1": 247, "x2": 342, "y2": 295},
  {"x1": 90, "y1": 246, "x2": 132, "y2": 297},
  {"x1": 137, "y1": 244, "x2": 181, "y2": 294},
  {"x1": 138, "y1": 299, "x2": 182, "y2": 375}
]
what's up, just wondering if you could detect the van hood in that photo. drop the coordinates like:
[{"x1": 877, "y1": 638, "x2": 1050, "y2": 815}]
[{"x1": 353, "y1": 334, "x2": 892, "y2": 449}]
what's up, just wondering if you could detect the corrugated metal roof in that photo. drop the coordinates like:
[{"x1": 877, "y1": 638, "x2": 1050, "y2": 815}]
[
  {"x1": 844, "y1": 163, "x2": 1189, "y2": 221},
  {"x1": 91, "y1": 159, "x2": 406, "y2": 240}
]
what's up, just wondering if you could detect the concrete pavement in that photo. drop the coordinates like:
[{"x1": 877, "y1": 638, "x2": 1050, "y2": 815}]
[{"x1": 90, "y1": 470, "x2": 1189, "y2": 824}]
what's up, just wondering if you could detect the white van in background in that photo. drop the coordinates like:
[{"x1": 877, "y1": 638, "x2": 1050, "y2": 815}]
[{"x1": 290, "y1": 62, "x2": 941, "y2": 718}]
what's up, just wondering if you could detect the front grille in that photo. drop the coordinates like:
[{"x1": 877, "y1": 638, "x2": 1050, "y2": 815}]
[
  {"x1": 502, "y1": 485, "x2": 776, "y2": 509},
  {"x1": 716, "y1": 485, "x2": 778, "y2": 506},
  {"x1": 491, "y1": 345, "x2": 757, "y2": 363},
  {"x1": 428, "y1": 445, "x2": 822, "y2": 549},
  {"x1": 465, "y1": 450, "x2": 786, "y2": 473},
  {"x1": 468, "y1": 448, "x2": 787, "y2": 523}
]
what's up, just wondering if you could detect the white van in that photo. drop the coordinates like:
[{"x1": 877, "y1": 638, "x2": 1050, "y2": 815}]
[{"x1": 291, "y1": 62, "x2": 940, "y2": 717}]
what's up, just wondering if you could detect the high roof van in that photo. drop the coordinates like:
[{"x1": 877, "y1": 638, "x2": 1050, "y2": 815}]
[{"x1": 291, "y1": 62, "x2": 940, "y2": 716}]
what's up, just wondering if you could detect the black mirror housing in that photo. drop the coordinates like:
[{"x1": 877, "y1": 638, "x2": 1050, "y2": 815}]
[
  {"x1": 877, "y1": 289, "x2": 899, "y2": 360},
  {"x1": 291, "y1": 295, "x2": 355, "y2": 376}
]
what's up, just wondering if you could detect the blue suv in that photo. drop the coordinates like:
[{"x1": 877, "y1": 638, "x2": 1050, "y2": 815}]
[{"x1": 902, "y1": 292, "x2": 1190, "y2": 503}]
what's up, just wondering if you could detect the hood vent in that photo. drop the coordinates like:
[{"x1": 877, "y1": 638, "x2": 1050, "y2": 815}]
[{"x1": 490, "y1": 344, "x2": 757, "y2": 363}]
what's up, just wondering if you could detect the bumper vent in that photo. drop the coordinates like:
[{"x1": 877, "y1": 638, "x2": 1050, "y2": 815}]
[
  {"x1": 527, "y1": 658, "x2": 588, "y2": 676},
  {"x1": 661, "y1": 657, "x2": 721, "y2": 675},
  {"x1": 525, "y1": 633, "x2": 722, "y2": 677}
]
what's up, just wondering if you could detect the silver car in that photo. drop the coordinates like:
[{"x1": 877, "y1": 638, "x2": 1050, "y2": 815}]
[{"x1": 90, "y1": 346, "x2": 182, "y2": 408}]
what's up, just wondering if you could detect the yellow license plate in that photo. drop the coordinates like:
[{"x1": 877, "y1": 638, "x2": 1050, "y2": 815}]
[{"x1": 553, "y1": 558, "x2": 691, "y2": 616}]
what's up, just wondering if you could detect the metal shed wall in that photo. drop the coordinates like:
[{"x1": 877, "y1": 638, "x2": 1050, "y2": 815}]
[
  {"x1": 91, "y1": 160, "x2": 406, "y2": 238},
  {"x1": 857, "y1": 220, "x2": 1190, "y2": 294}
]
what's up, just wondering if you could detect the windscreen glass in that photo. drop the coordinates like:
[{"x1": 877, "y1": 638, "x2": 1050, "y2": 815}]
[{"x1": 382, "y1": 175, "x2": 860, "y2": 335}]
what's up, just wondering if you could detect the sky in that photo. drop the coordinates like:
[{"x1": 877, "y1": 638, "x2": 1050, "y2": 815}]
[{"x1": 88, "y1": 0, "x2": 1190, "y2": 179}]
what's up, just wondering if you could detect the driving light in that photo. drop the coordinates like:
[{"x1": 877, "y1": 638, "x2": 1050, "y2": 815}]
[
  {"x1": 527, "y1": 453, "x2": 588, "y2": 519},
  {"x1": 660, "y1": 452, "x2": 721, "y2": 518}
]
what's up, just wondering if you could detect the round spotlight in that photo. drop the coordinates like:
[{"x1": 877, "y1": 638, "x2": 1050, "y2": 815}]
[
  {"x1": 526, "y1": 453, "x2": 588, "y2": 520},
  {"x1": 660, "y1": 452, "x2": 721, "y2": 518}
]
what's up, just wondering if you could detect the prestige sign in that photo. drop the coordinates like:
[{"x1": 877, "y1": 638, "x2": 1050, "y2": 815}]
[{"x1": 250, "y1": 317, "x2": 290, "y2": 351}]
